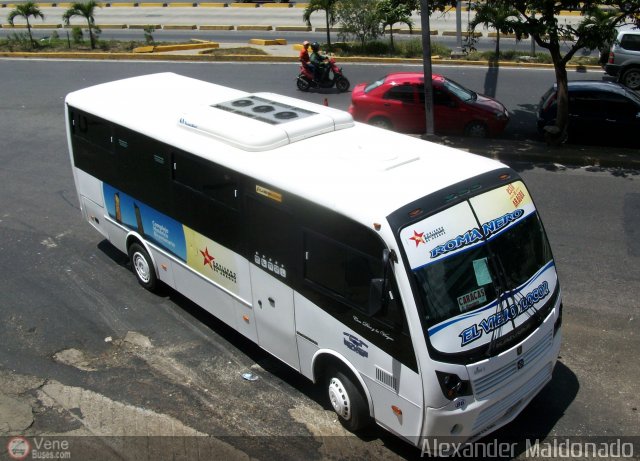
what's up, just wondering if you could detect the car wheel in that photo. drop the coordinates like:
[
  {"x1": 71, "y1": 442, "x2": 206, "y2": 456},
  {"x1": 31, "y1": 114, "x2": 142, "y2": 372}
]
[
  {"x1": 369, "y1": 117, "x2": 393, "y2": 130},
  {"x1": 621, "y1": 67, "x2": 640, "y2": 91},
  {"x1": 128, "y1": 242, "x2": 158, "y2": 292},
  {"x1": 326, "y1": 369, "x2": 370, "y2": 432},
  {"x1": 465, "y1": 121, "x2": 489, "y2": 138}
]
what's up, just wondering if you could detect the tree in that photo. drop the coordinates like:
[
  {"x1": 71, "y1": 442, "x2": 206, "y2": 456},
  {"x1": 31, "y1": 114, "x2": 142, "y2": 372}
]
[
  {"x1": 303, "y1": 0, "x2": 339, "y2": 49},
  {"x1": 465, "y1": 1, "x2": 640, "y2": 144},
  {"x1": 7, "y1": 1, "x2": 44, "y2": 50},
  {"x1": 63, "y1": 1, "x2": 102, "y2": 50},
  {"x1": 469, "y1": 0, "x2": 519, "y2": 58},
  {"x1": 377, "y1": 0, "x2": 414, "y2": 52},
  {"x1": 336, "y1": 0, "x2": 383, "y2": 49}
]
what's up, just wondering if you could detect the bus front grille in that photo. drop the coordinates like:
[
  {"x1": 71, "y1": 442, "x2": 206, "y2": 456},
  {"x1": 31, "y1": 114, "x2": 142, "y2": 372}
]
[{"x1": 472, "y1": 330, "x2": 553, "y2": 400}]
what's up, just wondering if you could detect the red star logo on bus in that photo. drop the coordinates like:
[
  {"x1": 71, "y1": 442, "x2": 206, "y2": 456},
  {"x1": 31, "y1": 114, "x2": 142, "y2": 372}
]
[
  {"x1": 200, "y1": 247, "x2": 214, "y2": 268},
  {"x1": 409, "y1": 230, "x2": 426, "y2": 247}
]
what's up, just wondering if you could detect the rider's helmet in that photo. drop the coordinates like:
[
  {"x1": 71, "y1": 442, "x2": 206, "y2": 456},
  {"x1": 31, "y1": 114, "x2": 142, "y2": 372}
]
[{"x1": 311, "y1": 42, "x2": 320, "y2": 52}]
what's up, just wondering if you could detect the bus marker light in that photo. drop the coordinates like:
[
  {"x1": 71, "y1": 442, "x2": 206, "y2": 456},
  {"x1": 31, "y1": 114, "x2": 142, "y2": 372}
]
[
  {"x1": 392, "y1": 405, "x2": 402, "y2": 416},
  {"x1": 160, "y1": 264, "x2": 168, "y2": 271},
  {"x1": 243, "y1": 315, "x2": 250, "y2": 322}
]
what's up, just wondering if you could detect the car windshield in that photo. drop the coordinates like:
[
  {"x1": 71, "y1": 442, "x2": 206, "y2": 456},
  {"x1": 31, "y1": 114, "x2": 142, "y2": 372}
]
[
  {"x1": 442, "y1": 78, "x2": 476, "y2": 102},
  {"x1": 365, "y1": 77, "x2": 386, "y2": 93},
  {"x1": 399, "y1": 181, "x2": 558, "y2": 357}
]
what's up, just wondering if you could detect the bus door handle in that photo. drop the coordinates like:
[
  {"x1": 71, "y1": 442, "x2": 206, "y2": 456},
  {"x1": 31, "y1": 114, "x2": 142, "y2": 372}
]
[{"x1": 258, "y1": 298, "x2": 276, "y2": 308}]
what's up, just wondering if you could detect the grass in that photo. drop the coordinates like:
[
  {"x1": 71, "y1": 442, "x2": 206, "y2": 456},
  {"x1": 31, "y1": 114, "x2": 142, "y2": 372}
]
[
  {"x1": 326, "y1": 38, "x2": 600, "y2": 65},
  {"x1": 0, "y1": 33, "x2": 601, "y2": 65}
]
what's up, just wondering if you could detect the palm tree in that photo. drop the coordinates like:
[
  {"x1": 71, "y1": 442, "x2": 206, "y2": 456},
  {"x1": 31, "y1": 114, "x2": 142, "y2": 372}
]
[
  {"x1": 377, "y1": 0, "x2": 413, "y2": 53},
  {"x1": 63, "y1": 1, "x2": 101, "y2": 50},
  {"x1": 7, "y1": 1, "x2": 45, "y2": 50},
  {"x1": 303, "y1": 0, "x2": 338, "y2": 49},
  {"x1": 470, "y1": 1, "x2": 518, "y2": 59}
]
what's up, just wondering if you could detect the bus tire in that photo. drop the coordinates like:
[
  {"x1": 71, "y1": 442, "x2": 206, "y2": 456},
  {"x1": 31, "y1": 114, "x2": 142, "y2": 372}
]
[
  {"x1": 128, "y1": 242, "x2": 158, "y2": 292},
  {"x1": 326, "y1": 369, "x2": 369, "y2": 432}
]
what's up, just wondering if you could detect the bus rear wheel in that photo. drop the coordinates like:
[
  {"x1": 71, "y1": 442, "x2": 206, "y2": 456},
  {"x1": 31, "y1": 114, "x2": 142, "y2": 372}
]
[
  {"x1": 326, "y1": 369, "x2": 369, "y2": 432},
  {"x1": 128, "y1": 242, "x2": 158, "y2": 292}
]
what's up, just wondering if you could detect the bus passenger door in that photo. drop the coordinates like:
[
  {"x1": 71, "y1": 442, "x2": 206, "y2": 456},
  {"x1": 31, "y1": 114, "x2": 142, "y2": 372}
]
[{"x1": 246, "y1": 195, "x2": 300, "y2": 371}]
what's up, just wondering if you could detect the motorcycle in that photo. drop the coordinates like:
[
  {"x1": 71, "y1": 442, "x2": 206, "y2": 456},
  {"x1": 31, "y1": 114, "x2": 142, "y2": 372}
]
[{"x1": 297, "y1": 57, "x2": 350, "y2": 93}]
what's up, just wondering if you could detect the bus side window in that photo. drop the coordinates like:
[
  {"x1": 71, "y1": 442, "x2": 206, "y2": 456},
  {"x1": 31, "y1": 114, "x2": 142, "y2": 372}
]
[
  {"x1": 304, "y1": 231, "x2": 380, "y2": 311},
  {"x1": 172, "y1": 150, "x2": 239, "y2": 211},
  {"x1": 75, "y1": 112, "x2": 113, "y2": 153}
]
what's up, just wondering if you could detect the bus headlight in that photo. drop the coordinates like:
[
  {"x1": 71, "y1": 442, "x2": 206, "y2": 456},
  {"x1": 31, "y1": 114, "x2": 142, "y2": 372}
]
[{"x1": 436, "y1": 371, "x2": 472, "y2": 400}]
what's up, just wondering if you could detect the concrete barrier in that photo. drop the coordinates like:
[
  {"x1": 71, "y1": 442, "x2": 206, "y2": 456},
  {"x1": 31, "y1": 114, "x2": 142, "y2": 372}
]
[
  {"x1": 442, "y1": 31, "x2": 482, "y2": 37},
  {"x1": 230, "y1": 2, "x2": 256, "y2": 6},
  {"x1": 163, "y1": 24, "x2": 197, "y2": 29},
  {"x1": 275, "y1": 25, "x2": 311, "y2": 31},
  {"x1": 262, "y1": 3, "x2": 292, "y2": 7},
  {"x1": 398, "y1": 28, "x2": 438, "y2": 35},
  {"x1": 249, "y1": 38, "x2": 286, "y2": 46},
  {"x1": 153, "y1": 42, "x2": 219, "y2": 51},
  {"x1": 97, "y1": 24, "x2": 128, "y2": 29},
  {"x1": 237, "y1": 25, "x2": 273, "y2": 31},
  {"x1": 487, "y1": 32, "x2": 529, "y2": 39},
  {"x1": 199, "y1": 2, "x2": 227, "y2": 6},
  {"x1": 199, "y1": 25, "x2": 234, "y2": 30},
  {"x1": 129, "y1": 24, "x2": 162, "y2": 29}
]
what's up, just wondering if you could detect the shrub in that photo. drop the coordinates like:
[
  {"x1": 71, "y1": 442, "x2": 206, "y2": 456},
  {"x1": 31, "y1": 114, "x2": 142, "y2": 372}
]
[{"x1": 71, "y1": 26, "x2": 83, "y2": 44}]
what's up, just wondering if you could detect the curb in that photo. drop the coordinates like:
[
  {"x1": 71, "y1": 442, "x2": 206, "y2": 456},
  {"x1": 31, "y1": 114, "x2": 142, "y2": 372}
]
[{"x1": 0, "y1": 50, "x2": 602, "y2": 70}]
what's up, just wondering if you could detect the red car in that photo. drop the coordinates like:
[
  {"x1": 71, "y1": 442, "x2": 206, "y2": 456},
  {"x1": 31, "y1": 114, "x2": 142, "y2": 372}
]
[{"x1": 348, "y1": 72, "x2": 510, "y2": 137}]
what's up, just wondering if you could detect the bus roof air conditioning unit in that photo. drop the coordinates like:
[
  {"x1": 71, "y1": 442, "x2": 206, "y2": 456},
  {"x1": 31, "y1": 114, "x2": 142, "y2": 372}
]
[{"x1": 178, "y1": 93, "x2": 354, "y2": 152}]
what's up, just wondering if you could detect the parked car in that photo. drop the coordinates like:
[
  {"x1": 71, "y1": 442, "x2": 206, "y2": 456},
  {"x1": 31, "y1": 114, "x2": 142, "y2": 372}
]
[
  {"x1": 604, "y1": 27, "x2": 640, "y2": 91},
  {"x1": 348, "y1": 72, "x2": 509, "y2": 137},
  {"x1": 537, "y1": 80, "x2": 640, "y2": 146}
]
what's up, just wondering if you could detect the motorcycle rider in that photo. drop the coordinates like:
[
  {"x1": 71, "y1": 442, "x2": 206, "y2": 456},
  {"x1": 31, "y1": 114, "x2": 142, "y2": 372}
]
[
  {"x1": 309, "y1": 42, "x2": 329, "y2": 83},
  {"x1": 299, "y1": 41, "x2": 313, "y2": 73}
]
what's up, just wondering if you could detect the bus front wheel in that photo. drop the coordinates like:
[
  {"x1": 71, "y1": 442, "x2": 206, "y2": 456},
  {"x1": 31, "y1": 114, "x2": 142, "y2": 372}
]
[
  {"x1": 128, "y1": 242, "x2": 158, "y2": 292},
  {"x1": 326, "y1": 369, "x2": 369, "y2": 432}
]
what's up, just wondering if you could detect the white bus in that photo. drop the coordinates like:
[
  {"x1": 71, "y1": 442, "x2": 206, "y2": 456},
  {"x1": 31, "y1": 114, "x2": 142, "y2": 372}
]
[{"x1": 65, "y1": 73, "x2": 562, "y2": 447}]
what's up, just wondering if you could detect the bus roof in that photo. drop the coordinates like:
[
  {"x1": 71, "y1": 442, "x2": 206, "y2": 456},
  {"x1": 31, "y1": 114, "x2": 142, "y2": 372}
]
[{"x1": 65, "y1": 72, "x2": 504, "y2": 229}]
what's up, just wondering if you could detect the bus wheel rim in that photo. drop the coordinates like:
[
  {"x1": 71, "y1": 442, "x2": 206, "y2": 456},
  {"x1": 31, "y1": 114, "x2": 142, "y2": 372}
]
[
  {"x1": 133, "y1": 253, "x2": 150, "y2": 283},
  {"x1": 328, "y1": 377, "x2": 351, "y2": 420}
]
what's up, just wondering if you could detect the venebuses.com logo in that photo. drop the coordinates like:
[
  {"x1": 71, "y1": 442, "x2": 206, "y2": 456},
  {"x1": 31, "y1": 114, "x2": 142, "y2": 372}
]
[
  {"x1": 7, "y1": 437, "x2": 30, "y2": 460},
  {"x1": 6, "y1": 436, "x2": 71, "y2": 460}
]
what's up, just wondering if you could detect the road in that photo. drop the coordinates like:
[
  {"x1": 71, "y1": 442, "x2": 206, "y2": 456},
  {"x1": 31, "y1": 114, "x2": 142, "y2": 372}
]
[{"x1": 0, "y1": 59, "x2": 638, "y2": 459}]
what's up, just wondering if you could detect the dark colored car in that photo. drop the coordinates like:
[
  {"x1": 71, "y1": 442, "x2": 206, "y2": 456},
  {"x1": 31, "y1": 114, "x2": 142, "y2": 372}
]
[
  {"x1": 604, "y1": 28, "x2": 640, "y2": 91},
  {"x1": 348, "y1": 72, "x2": 509, "y2": 138},
  {"x1": 537, "y1": 80, "x2": 640, "y2": 146}
]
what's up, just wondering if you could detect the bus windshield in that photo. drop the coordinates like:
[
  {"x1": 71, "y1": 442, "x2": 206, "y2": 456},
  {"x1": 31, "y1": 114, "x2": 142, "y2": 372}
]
[{"x1": 399, "y1": 181, "x2": 558, "y2": 358}]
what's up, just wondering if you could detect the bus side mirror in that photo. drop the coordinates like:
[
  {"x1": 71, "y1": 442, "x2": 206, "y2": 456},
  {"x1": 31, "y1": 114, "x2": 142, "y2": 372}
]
[
  {"x1": 367, "y1": 278, "x2": 384, "y2": 317},
  {"x1": 366, "y1": 249, "x2": 397, "y2": 317}
]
